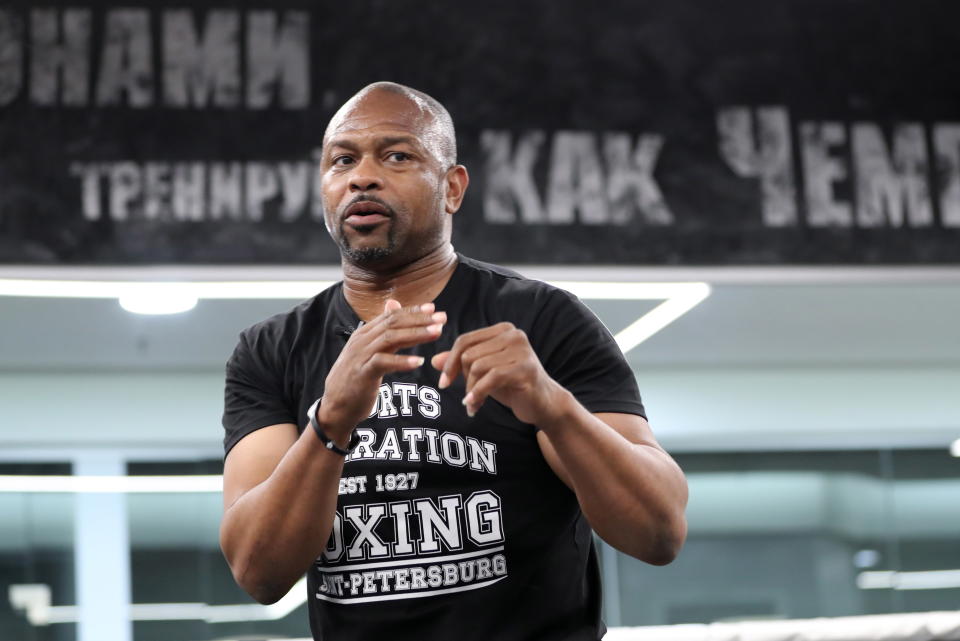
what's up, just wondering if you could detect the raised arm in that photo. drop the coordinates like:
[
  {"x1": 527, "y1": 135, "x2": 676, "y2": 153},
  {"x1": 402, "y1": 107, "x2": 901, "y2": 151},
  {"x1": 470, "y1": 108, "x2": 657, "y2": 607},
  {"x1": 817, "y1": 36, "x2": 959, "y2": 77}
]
[
  {"x1": 534, "y1": 408, "x2": 687, "y2": 564},
  {"x1": 220, "y1": 301, "x2": 447, "y2": 604},
  {"x1": 432, "y1": 322, "x2": 687, "y2": 565}
]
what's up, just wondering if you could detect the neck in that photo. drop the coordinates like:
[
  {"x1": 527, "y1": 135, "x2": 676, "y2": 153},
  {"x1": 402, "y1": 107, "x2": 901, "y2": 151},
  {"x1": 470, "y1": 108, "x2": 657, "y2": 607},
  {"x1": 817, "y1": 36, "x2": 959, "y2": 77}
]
[{"x1": 341, "y1": 243, "x2": 458, "y2": 320}]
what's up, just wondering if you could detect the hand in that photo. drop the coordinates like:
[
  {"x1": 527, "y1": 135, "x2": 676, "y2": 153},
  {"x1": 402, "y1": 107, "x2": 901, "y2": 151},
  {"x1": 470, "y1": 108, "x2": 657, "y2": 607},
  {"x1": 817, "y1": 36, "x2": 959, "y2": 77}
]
[
  {"x1": 318, "y1": 299, "x2": 446, "y2": 441},
  {"x1": 431, "y1": 322, "x2": 565, "y2": 425}
]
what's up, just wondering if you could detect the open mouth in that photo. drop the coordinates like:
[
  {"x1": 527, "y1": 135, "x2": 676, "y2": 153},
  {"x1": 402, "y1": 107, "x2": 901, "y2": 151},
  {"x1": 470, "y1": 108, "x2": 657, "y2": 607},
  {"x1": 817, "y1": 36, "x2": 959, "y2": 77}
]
[{"x1": 344, "y1": 200, "x2": 391, "y2": 228}]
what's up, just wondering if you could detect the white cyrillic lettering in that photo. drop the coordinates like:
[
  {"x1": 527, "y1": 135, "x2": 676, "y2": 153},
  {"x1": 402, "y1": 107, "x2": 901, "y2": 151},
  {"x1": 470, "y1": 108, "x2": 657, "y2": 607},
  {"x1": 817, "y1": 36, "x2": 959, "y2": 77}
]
[
  {"x1": 603, "y1": 132, "x2": 674, "y2": 225},
  {"x1": 481, "y1": 129, "x2": 546, "y2": 223},
  {"x1": 278, "y1": 162, "x2": 310, "y2": 221},
  {"x1": 246, "y1": 11, "x2": 309, "y2": 109},
  {"x1": 801, "y1": 121, "x2": 851, "y2": 227},
  {"x1": 162, "y1": 10, "x2": 240, "y2": 108},
  {"x1": 30, "y1": 9, "x2": 90, "y2": 106},
  {"x1": 0, "y1": 10, "x2": 23, "y2": 105},
  {"x1": 545, "y1": 131, "x2": 606, "y2": 224},
  {"x1": 143, "y1": 162, "x2": 172, "y2": 219},
  {"x1": 717, "y1": 106, "x2": 796, "y2": 227},
  {"x1": 209, "y1": 162, "x2": 242, "y2": 220},
  {"x1": 244, "y1": 162, "x2": 277, "y2": 221},
  {"x1": 852, "y1": 122, "x2": 932, "y2": 227},
  {"x1": 96, "y1": 9, "x2": 153, "y2": 107},
  {"x1": 109, "y1": 162, "x2": 141, "y2": 221},
  {"x1": 934, "y1": 124, "x2": 960, "y2": 227},
  {"x1": 70, "y1": 163, "x2": 102, "y2": 221},
  {"x1": 172, "y1": 163, "x2": 205, "y2": 221}
]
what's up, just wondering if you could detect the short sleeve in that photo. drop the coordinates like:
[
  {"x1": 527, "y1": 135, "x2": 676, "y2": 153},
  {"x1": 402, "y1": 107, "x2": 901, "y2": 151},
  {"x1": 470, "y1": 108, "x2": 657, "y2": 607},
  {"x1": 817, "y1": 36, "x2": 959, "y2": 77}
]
[
  {"x1": 222, "y1": 329, "x2": 297, "y2": 456},
  {"x1": 530, "y1": 288, "x2": 646, "y2": 419}
]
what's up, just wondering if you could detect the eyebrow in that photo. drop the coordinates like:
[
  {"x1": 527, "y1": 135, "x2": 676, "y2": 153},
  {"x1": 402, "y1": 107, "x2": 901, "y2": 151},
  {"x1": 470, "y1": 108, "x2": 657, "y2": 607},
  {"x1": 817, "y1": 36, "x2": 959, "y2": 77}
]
[{"x1": 325, "y1": 135, "x2": 422, "y2": 154}]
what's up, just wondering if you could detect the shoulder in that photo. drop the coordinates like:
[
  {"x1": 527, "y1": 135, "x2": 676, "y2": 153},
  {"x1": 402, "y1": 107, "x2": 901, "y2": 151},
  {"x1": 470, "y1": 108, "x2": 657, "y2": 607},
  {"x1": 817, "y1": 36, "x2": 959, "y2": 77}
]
[
  {"x1": 451, "y1": 255, "x2": 599, "y2": 353},
  {"x1": 233, "y1": 283, "x2": 343, "y2": 361},
  {"x1": 456, "y1": 254, "x2": 571, "y2": 315}
]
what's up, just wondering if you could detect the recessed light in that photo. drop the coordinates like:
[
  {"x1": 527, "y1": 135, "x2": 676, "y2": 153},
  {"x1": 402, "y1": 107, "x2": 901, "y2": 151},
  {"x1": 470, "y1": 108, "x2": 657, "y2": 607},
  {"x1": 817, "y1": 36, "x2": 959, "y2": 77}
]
[{"x1": 119, "y1": 289, "x2": 198, "y2": 315}]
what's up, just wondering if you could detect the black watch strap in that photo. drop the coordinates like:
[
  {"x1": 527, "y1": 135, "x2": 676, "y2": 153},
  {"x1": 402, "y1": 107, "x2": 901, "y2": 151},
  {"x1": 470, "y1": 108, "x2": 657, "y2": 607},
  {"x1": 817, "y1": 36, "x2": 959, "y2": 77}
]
[{"x1": 307, "y1": 398, "x2": 361, "y2": 456}]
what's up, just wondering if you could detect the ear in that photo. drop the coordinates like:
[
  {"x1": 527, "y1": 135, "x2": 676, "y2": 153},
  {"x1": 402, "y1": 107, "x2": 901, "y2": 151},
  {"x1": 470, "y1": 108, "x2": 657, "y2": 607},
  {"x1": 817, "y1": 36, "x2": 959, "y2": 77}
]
[{"x1": 443, "y1": 165, "x2": 470, "y2": 215}]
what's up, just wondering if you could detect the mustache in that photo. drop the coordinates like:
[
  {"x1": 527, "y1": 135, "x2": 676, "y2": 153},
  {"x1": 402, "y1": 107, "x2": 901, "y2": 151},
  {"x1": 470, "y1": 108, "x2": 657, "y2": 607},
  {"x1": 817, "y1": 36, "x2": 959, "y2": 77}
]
[{"x1": 341, "y1": 195, "x2": 395, "y2": 219}]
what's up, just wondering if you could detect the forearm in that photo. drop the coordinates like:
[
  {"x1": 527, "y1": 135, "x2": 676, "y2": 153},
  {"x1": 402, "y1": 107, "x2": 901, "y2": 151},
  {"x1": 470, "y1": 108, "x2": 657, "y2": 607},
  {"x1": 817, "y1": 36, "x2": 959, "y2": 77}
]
[
  {"x1": 538, "y1": 387, "x2": 688, "y2": 564},
  {"x1": 221, "y1": 302, "x2": 444, "y2": 603},
  {"x1": 220, "y1": 429, "x2": 344, "y2": 603}
]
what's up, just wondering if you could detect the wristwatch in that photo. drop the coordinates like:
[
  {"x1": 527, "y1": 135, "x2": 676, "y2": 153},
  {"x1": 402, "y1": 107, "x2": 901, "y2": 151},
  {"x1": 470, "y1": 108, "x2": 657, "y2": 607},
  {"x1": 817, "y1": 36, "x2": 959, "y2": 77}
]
[{"x1": 306, "y1": 397, "x2": 362, "y2": 456}]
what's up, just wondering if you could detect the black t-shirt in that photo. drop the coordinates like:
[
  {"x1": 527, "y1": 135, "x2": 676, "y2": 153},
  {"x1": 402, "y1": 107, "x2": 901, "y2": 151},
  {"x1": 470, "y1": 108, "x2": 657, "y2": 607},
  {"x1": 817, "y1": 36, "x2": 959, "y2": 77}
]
[{"x1": 223, "y1": 255, "x2": 646, "y2": 641}]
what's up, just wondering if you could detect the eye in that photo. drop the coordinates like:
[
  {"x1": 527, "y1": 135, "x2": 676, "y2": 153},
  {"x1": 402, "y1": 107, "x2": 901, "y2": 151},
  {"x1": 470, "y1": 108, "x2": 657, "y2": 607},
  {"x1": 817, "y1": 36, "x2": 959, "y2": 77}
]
[
  {"x1": 332, "y1": 155, "x2": 354, "y2": 167},
  {"x1": 386, "y1": 151, "x2": 411, "y2": 162}
]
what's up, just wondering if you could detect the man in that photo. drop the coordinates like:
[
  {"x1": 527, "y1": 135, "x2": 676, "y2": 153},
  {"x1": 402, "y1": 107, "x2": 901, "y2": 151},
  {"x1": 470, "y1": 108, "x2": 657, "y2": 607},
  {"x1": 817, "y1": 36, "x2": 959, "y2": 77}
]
[{"x1": 220, "y1": 82, "x2": 687, "y2": 640}]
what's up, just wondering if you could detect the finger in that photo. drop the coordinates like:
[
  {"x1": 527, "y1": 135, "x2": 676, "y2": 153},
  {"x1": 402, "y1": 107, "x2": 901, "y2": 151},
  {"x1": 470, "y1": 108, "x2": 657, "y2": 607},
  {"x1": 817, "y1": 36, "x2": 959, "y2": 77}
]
[
  {"x1": 463, "y1": 350, "x2": 513, "y2": 401},
  {"x1": 358, "y1": 302, "x2": 431, "y2": 335},
  {"x1": 439, "y1": 322, "x2": 514, "y2": 389},
  {"x1": 431, "y1": 351, "x2": 450, "y2": 371},
  {"x1": 372, "y1": 324, "x2": 445, "y2": 353},
  {"x1": 363, "y1": 353, "x2": 425, "y2": 378},
  {"x1": 459, "y1": 336, "x2": 514, "y2": 387},
  {"x1": 463, "y1": 364, "x2": 512, "y2": 418},
  {"x1": 358, "y1": 306, "x2": 446, "y2": 337}
]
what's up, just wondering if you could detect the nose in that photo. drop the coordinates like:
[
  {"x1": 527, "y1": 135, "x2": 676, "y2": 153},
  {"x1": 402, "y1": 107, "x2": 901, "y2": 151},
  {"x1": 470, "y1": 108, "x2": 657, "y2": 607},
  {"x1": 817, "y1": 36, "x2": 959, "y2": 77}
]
[{"x1": 349, "y1": 156, "x2": 382, "y2": 192}]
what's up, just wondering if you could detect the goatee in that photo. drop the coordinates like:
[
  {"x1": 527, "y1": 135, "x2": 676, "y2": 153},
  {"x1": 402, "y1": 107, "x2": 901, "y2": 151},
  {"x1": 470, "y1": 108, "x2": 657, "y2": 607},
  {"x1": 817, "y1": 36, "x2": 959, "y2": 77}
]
[
  {"x1": 342, "y1": 245, "x2": 394, "y2": 264},
  {"x1": 338, "y1": 223, "x2": 397, "y2": 265}
]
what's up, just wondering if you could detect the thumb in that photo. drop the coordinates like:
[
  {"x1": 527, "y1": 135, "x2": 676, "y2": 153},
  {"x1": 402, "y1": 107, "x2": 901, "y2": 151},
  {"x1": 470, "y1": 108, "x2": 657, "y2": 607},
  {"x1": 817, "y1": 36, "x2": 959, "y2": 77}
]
[{"x1": 384, "y1": 298, "x2": 402, "y2": 313}]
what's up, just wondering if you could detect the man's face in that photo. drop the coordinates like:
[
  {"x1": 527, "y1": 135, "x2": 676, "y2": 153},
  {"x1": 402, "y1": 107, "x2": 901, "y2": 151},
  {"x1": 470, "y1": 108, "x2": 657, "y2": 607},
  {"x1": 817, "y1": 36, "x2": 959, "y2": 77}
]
[{"x1": 319, "y1": 90, "x2": 451, "y2": 267}]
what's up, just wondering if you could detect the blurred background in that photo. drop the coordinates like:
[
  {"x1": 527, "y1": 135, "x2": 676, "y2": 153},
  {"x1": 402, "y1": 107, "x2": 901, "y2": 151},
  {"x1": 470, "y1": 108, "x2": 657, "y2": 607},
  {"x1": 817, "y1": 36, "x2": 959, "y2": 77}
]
[{"x1": 1, "y1": 1, "x2": 958, "y2": 640}]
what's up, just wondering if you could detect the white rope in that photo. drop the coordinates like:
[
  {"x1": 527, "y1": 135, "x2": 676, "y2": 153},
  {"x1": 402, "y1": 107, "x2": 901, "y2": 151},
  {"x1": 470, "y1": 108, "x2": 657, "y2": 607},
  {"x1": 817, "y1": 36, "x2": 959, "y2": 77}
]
[{"x1": 604, "y1": 611, "x2": 960, "y2": 641}]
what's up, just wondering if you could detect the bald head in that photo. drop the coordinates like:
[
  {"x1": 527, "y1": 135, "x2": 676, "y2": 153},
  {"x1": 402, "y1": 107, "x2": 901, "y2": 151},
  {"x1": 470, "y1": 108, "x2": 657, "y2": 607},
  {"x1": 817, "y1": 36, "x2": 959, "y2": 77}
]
[{"x1": 323, "y1": 82, "x2": 457, "y2": 169}]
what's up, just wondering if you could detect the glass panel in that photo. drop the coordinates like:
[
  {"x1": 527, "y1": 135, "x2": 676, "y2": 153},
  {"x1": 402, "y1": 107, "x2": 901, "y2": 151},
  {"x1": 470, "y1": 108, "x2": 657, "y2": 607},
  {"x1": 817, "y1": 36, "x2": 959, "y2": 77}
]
[
  {"x1": 7, "y1": 450, "x2": 955, "y2": 637},
  {"x1": 614, "y1": 450, "x2": 897, "y2": 625},
  {"x1": 0, "y1": 463, "x2": 76, "y2": 641},
  {"x1": 126, "y1": 459, "x2": 310, "y2": 641},
  {"x1": 886, "y1": 449, "x2": 960, "y2": 613}
]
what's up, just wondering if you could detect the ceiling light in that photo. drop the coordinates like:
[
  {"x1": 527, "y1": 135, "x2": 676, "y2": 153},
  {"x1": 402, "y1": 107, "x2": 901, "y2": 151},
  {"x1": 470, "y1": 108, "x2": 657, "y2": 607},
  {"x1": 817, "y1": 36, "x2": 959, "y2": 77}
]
[
  {"x1": 0, "y1": 279, "x2": 710, "y2": 350},
  {"x1": 118, "y1": 286, "x2": 198, "y2": 315},
  {"x1": 10, "y1": 577, "x2": 307, "y2": 625},
  {"x1": 0, "y1": 279, "x2": 337, "y2": 300},
  {"x1": 853, "y1": 549, "x2": 881, "y2": 569},
  {"x1": 554, "y1": 282, "x2": 711, "y2": 352},
  {"x1": 857, "y1": 569, "x2": 960, "y2": 590},
  {"x1": 0, "y1": 475, "x2": 222, "y2": 493}
]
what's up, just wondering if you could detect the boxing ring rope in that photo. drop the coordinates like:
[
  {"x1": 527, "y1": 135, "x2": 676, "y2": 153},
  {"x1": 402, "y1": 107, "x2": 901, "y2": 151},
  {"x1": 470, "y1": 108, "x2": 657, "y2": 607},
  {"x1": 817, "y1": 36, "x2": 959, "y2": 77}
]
[{"x1": 605, "y1": 611, "x2": 960, "y2": 641}]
